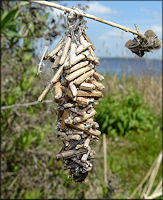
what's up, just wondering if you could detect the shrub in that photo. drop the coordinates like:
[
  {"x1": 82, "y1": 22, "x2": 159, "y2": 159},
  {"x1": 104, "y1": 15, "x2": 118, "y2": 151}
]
[{"x1": 95, "y1": 90, "x2": 161, "y2": 136}]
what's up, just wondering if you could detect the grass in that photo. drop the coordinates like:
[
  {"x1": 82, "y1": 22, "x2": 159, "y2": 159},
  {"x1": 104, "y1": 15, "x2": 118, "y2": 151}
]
[{"x1": 1, "y1": 70, "x2": 162, "y2": 199}]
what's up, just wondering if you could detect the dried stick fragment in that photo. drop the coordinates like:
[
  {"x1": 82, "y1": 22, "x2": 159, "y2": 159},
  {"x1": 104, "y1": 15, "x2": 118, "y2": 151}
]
[
  {"x1": 76, "y1": 144, "x2": 84, "y2": 149},
  {"x1": 54, "y1": 81, "x2": 62, "y2": 99},
  {"x1": 80, "y1": 35, "x2": 89, "y2": 46},
  {"x1": 50, "y1": 65, "x2": 64, "y2": 83},
  {"x1": 70, "y1": 54, "x2": 86, "y2": 66},
  {"x1": 60, "y1": 36, "x2": 71, "y2": 65},
  {"x1": 66, "y1": 134, "x2": 81, "y2": 141},
  {"x1": 64, "y1": 140, "x2": 79, "y2": 151},
  {"x1": 79, "y1": 82, "x2": 95, "y2": 91},
  {"x1": 76, "y1": 43, "x2": 92, "y2": 55},
  {"x1": 93, "y1": 72, "x2": 104, "y2": 81},
  {"x1": 48, "y1": 36, "x2": 65, "y2": 57},
  {"x1": 88, "y1": 46, "x2": 100, "y2": 65},
  {"x1": 64, "y1": 88, "x2": 73, "y2": 100},
  {"x1": 92, "y1": 101, "x2": 99, "y2": 106},
  {"x1": 60, "y1": 109, "x2": 70, "y2": 130},
  {"x1": 70, "y1": 42, "x2": 77, "y2": 66},
  {"x1": 87, "y1": 118, "x2": 99, "y2": 129},
  {"x1": 73, "y1": 69, "x2": 95, "y2": 85},
  {"x1": 69, "y1": 107, "x2": 85, "y2": 116},
  {"x1": 52, "y1": 49, "x2": 63, "y2": 69},
  {"x1": 66, "y1": 61, "x2": 89, "y2": 74},
  {"x1": 76, "y1": 97, "x2": 94, "y2": 107},
  {"x1": 64, "y1": 140, "x2": 69, "y2": 146},
  {"x1": 91, "y1": 80, "x2": 105, "y2": 90},
  {"x1": 57, "y1": 110, "x2": 63, "y2": 120},
  {"x1": 81, "y1": 153, "x2": 89, "y2": 162},
  {"x1": 56, "y1": 148, "x2": 88, "y2": 160},
  {"x1": 52, "y1": 56, "x2": 60, "y2": 69},
  {"x1": 71, "y1": 157, "x2": 88, "y2": 168},
  {"x1": 84, "y1": 137, "x2": 91, "y2": 148},
  {"x1": 65, "y1": 120, "x2": 101, "y2": 136},
  {"x1": 38, "y1": 83, "x2": 52, "y2": 102},
  {"x1": 69, "y1": 82, "x2": 78, "y2": 98},
  {"x1": 83, "y1": 33, "x2": 96, "y2": 50},
  {"x1": 66, "y1": 66, "x2": 92, "y2": 82},
  {"x1": 64, "y1": 103, "x2": 74, "y2": 108},
  {"x1": 62, "y1": 56, "x2": 70, "y2": 68},
  {"x1": 77, "y1": 90, "x2": 103, "y2": 98},
  {"x1": 82, "y1": 50, "x2": 95, "y2": 61},
  {"x1": 73, "y1": 109, "x2": 97, "y2": 124}
]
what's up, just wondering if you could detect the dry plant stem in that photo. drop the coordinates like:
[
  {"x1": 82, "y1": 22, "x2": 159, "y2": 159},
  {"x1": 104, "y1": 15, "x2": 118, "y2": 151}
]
[
  {"x1": 79, "y1": 82, "x2": 96, "y2": 91},
  {"x1": 73, "y1": 69, "x2": 95, "y2": 85},
  {"x1": 141, "y1": 152, "x2": 162, "y2": 198},
  {"x1": 84, "y1": 137, "x2": 90, "y2": 148},
  {"x1": 82, "y1": 50, "x2": 94, "y2": 61},
  {"x1": 58, "y1": 132, "x2": 81, "y2": 140},
  {"x1": 88, "y1": 47, "x2": 100, "y2": 65},
  {"x1": 76, "y1": 144, "x2": 84, "y2": 149},
  {"x1": 52, "y1": 55, "x2": 60, "y2": 69},
  {"x1": 48, "y1": 36, "x2": 65, "y2": 57},
  {"x1": 60, "y1": 37, "x2": 71, "y2": 65},
  {"x1": 64, "y1": 88, "x2": 73, "y2": 99},
  {"x1": 103, "y1": 133, "x2": 108, "y2": 185},
  {"x1": 70, "y1": 54, "x2": 86, "y2": 66},
  {"x1": 27, "y1": 0, "x2": 146, "y2": 39},
  {"x1": 76, "y1": 43, "x2": 92, "y2": 55},
  {"x1": 60, "y1": 109, "x2": 70, "y2": 130},
  {"x1": 77, "y1": 90, "x2": 103, "y2": 98},
  {"x1": 129, "y1": 151, "x2": 162, "y2": 199},
  {"x1": 38, "y1": 83, "x2": 53, "y2": 102},
  {"x1": 76, "y1": 97, "x2": 94, "y2": 106},
  {"x1": 56, "y1": 148, "x2": 88, "y2": 159},
  {"x1": 69, "y1": 82, "x2": 78, "y2": 98},
  {"x1": 51, "y1": 65, "x2": 64, "y2": 83},
  {"x1": 152, "y1": 179, "x2": 162, "y2": 194},
  {"x1": 64, "y1": 103, "x2": 74, "y2": 108},
  {"x1": 66, "y1": 61, "x2": 89, "y2": 74},
  {"x1": 54, "y1": 81, "x2": 62, "y2": 99},
  {"x1": 83, "y1": 34, "x2": 96, "y2": 50},
  {"x1": 93, "y1": 72, "x2": 104, "y2": 81},
  {"x1": 66, "y1": 66, "x2": 92, "y2": 82},
  {"x1": 73, "y1": 109, "x2": 97, "y2": 124},
  {"x1": 1, "y1": 100, "x2": 53, "y2": 110},
  {"x1": 65, "y1": 120, "x2": 101, "y2": 136},
  {"x1": 91, "y1": 80, "x2": 105, "y2": 90},
  {"x1": 69, "y1": 107, "x2": 85, "y2": 116},
  {"x1": 70, "y1": 42, "x2": 77, "y2": 66}
]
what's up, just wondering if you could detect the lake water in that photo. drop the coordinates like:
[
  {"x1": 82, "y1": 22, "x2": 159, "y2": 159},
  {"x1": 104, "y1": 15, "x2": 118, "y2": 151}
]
[{"x1": 96, "y1": 58, "x2": 162, "y2": 77}]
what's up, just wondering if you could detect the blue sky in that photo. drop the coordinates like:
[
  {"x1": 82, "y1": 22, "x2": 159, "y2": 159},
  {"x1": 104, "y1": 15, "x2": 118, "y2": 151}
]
[{"x1": 40, "y1": 1, "x2": 162, "y2": 59}]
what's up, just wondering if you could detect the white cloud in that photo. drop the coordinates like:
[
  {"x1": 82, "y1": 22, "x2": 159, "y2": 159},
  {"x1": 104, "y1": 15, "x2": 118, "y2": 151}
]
[
  {"x1": 151, "y1": 25, "x2": 162, "y2": 34},
  {"x1": 87, "y1": 2, "x2": 118, "y2": 15},
  {"x1": 140, "y1": 7, "x2": 161, "y2": 21},
  {"x1": 98, "y1": 29, "x2": 130, "y2": 40}
]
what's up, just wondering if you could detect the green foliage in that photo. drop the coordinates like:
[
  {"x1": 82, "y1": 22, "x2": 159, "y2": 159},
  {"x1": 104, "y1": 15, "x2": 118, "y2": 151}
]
[
  {"x1": 108, "y1": 131, "x2": 162, "y2": 198},
  {"x1": 95, "y1": 90, "x2": 161, "y2": 136}
]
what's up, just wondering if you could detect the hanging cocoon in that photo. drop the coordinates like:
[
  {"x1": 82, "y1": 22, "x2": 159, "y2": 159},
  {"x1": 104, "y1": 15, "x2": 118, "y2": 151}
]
[{"x1": 38, "y1": 7, "x2": 105, "y2": 182}]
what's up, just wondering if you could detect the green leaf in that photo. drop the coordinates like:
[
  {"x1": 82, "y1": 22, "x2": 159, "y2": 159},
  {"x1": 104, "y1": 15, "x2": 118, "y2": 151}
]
[{"x1": 1, "y1": 2, "x2": 29, "y2": 31}]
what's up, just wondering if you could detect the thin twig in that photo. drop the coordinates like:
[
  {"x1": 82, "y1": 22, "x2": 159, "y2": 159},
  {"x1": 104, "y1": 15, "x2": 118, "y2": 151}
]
[
  {"x1": 1, "y1": 100, "x2": 53, "y2": 110},
  {"x1": 128, "y1": 151, "x2": 162, "y2": 199},
  {"x1": 26, "y1": 0, "x2": 146, "y2": 40}
]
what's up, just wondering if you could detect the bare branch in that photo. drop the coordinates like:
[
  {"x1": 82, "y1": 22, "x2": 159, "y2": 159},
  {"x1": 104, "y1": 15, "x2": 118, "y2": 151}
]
[
  {"x1": 1, "y1": 100, "x2": 53, "y2": 111},
  {"x1": 26, "y1": 0, "x2": 146, "y2": 40}
]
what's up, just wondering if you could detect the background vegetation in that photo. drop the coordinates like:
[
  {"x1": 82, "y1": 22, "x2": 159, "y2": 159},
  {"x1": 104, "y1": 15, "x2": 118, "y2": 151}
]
[{"x1": 1, "y1": 1, "x2": 162, "y2": 199}]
